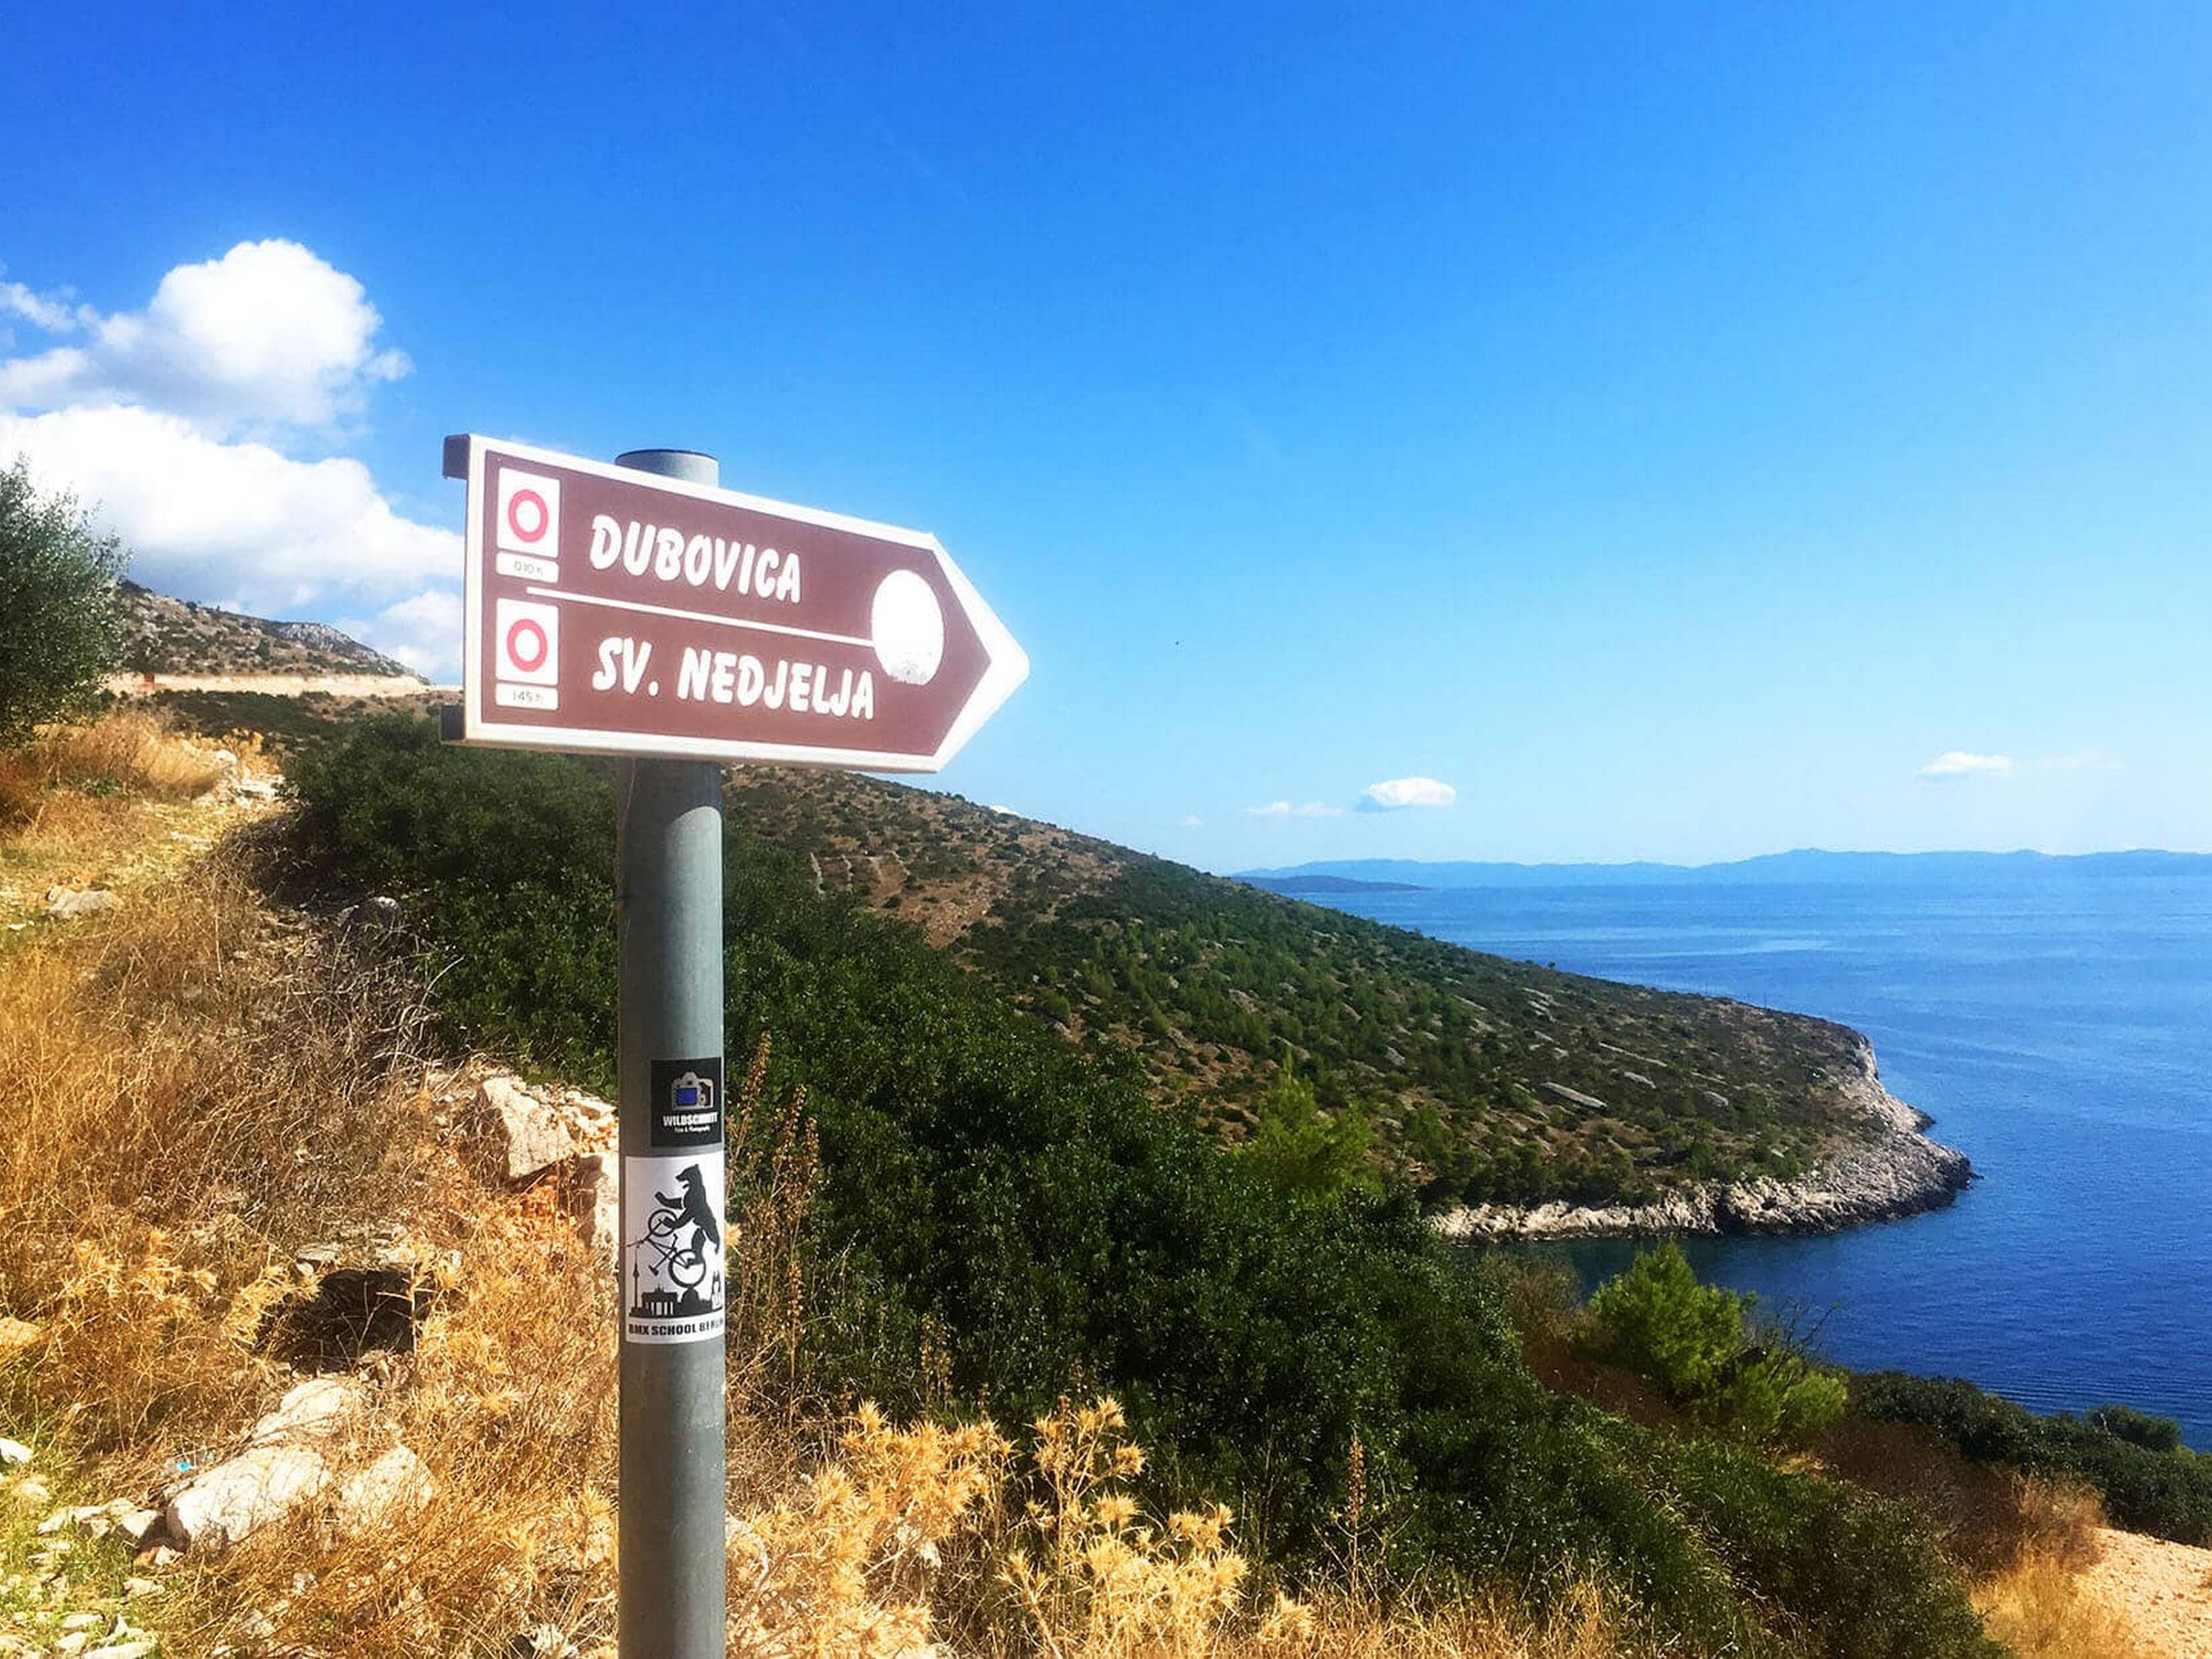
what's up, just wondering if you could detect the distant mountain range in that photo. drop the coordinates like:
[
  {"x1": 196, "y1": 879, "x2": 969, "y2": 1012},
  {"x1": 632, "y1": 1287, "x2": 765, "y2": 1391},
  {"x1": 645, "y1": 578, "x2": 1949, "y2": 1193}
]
[{"x1": 1240, "y1": 849, "x2": 2212, "y2": 890}]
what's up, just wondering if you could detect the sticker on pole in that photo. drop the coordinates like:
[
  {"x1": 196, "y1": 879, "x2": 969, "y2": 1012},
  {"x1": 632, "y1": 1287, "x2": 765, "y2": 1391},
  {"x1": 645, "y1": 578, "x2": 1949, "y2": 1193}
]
[
  {"x1": 623, "y1": 1152, "x2": 724, "y2": 1344},
  {"x1": 650, "y1": 1057, "x2": 723, "y2": 1149}
]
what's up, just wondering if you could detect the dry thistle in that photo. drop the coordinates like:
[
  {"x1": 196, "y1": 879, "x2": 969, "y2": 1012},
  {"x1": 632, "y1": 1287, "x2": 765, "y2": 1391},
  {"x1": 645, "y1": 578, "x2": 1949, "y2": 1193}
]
[{"x1": 1346, "y1": 1432, "x2": 1367, "y2": 1535}]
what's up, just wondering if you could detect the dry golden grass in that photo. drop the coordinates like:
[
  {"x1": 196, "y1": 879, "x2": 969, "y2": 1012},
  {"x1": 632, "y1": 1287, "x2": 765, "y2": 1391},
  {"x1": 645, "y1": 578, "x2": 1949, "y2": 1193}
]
[
  {"x1": 0, "y1": 708, "x2": 226, "y2": 828},
  {"x1": 727, "y1": 1402, "x2": 1011, "y2": 1657},
  {"x1": 162, "y1": 1188, "x2": 622, "y2": 1657},
  {"x1": 41, "y1": 707, "x2": 227, "y2": 800},
  {"x1": 974, "y1": 1396, "x2": 1653, "y2": 1659},
  {"x1": 0, "y1": 859, "x2": 432, "y2": 1464},
  {"x1": 1974, "y1": 1545, "x2": 2160, "y2": 1659},
  {"x1": 715, "y1": 1392, "x2": 1651, "y2": 1659},
  {"x1": 0, "y1": 710, "x2": 253, "y2": 936}
]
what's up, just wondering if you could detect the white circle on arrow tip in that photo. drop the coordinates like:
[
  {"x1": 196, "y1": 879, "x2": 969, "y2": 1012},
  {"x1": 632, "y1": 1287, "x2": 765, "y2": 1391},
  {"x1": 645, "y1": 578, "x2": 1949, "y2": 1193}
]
[{"x1": 870, "y1": 569, "x2": 945, "y2": 686}]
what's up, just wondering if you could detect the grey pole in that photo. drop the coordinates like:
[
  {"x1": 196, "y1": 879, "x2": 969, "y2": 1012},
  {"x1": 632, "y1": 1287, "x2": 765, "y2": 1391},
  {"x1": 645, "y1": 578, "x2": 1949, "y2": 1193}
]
[{"x1": 613, "y1": 448, "x2": 727, "y2": 1658}]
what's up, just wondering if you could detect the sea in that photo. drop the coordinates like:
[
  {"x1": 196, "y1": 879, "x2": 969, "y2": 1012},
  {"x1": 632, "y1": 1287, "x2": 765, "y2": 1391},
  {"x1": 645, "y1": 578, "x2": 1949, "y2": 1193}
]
[{"x1": 1307, "y1": 870, "x2": 2212, "y2": 1448}]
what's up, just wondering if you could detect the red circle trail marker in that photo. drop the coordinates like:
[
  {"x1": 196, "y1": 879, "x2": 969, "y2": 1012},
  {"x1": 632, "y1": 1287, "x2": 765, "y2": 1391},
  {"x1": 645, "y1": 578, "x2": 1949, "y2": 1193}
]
[
  {"x1": 507, "y1": 488, "x2": 550, "y2": 543},
  {"x1": 445, "y1": 434, "x2": 1028, "y2": 770},
  {"x1": 505, "y1": 617, "x2": 549, "y2": 672}
]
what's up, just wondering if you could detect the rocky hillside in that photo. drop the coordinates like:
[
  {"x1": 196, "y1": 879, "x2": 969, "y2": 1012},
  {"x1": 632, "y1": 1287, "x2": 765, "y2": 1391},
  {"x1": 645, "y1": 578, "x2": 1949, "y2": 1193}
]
[
  {"x1": 721, "y1": 766, "x2": 1969, "y2": 1219},
  {"x1": 117, "y1": 582, "x2": 417, "y2": 678}
]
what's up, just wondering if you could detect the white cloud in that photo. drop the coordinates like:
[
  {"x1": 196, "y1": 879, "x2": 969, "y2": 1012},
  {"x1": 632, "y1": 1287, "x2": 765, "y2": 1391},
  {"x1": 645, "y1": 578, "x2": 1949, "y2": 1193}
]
[
  {"x1": 340, "y1": 588, "x2": 463, "y2": 682},
  {"x1": 0, "y1": 405, "x2": 456, "y2": 614},
  {"x1": 1918, "y1": 751, "x2": 2017, "y2": 781},
  {"x1": 1245, "y1": 799, "x2": 1344, "y2": 818},
  {"x1": 1360, "y1": 775, "x2": 1457, "y2": 811},
  {"x1": 1178, "y1": 814, "x2": 1205, "y2": 829},
  {"x1": 0, "y1": 245, "x2": 457, "y2": 655},
  {"x1": 0, "y1": 278, "x2": 93, "y2": 334},
  {"x1": 0, "y1": 240, "x2": 407, "y2": 437}
]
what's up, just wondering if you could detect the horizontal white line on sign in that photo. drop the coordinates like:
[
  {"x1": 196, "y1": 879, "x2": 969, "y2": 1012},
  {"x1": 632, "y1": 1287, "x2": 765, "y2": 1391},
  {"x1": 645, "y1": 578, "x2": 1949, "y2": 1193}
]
[{"x1": 524, "y1": 585, "x2": 875, "y2": 650}]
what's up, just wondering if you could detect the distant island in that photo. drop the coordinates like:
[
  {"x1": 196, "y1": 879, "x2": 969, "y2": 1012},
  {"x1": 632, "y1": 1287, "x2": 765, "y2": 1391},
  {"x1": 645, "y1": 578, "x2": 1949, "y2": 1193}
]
[
  {"x1": 1239, "y1": 848, "x2": 2212, "y2": 888},
  {"x1": 1242, "y1": 873, "x2": 1427, "y2": 895}
]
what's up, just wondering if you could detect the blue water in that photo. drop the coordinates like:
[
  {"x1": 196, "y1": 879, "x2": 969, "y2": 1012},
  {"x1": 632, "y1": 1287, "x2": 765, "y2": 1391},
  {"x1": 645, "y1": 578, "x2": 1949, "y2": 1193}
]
[{"x1": 1313, "y1": 876, "x2": 2212, "y2": 1447}]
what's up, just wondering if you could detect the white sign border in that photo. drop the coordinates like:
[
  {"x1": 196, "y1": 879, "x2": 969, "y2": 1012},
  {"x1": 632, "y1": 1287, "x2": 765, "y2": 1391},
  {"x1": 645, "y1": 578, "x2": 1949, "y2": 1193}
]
[{"x1": 450, "y1": 434, "x2": 1028, "y2": 772}]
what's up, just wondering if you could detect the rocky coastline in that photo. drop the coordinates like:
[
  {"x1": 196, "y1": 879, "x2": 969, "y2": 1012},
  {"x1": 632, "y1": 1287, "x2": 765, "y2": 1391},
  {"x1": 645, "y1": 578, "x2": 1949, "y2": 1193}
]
[{"x1": 1435, "y1": 1034, "x2": 1974, "y2": 1242}]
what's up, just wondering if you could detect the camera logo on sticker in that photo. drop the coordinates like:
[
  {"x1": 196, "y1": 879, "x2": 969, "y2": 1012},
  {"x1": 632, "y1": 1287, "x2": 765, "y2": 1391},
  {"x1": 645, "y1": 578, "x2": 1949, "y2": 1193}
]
[{"x1": 650, "y1": 1057, "x2": 724, "y2": 1149}]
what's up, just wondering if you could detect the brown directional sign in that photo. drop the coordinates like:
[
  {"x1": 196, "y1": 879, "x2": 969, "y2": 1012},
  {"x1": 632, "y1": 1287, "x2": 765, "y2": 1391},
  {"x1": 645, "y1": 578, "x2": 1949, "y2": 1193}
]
[{"x1": 443, "y1": 435, "x2": 1027, "y2": 769}]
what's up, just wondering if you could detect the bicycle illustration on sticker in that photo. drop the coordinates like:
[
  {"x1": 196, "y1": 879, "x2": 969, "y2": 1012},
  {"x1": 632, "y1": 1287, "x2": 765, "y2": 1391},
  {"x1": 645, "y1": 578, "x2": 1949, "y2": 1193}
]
[{"x1": 624, "y1": 1154, "x2": 725, "y2": 1339}]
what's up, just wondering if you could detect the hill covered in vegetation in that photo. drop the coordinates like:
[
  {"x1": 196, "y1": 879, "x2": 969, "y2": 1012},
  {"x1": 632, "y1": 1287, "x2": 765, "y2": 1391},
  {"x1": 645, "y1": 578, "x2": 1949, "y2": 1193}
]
[
  {"x1": 116, "y1": 581, "x2": 419, "y2": 679},
  {"x1": 721, "y1": 766, "x2": 1950, "y2": 1211},
  {"x1": 281, "y1": 715, "x2": 2003, "y2": 1656}
]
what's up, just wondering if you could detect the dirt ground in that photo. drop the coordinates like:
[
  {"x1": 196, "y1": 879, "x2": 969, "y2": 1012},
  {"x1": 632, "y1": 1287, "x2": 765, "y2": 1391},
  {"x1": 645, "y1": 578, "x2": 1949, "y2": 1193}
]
[{"x1": 2085, "y1": 1526, "x2": 2212, "y2": 1657}]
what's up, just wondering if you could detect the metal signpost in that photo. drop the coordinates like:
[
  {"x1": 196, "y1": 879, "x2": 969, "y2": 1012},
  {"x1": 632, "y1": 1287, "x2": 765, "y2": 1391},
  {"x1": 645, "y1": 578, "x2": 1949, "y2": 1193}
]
[{"x1": 443, "y1": 435, "x2": 1027, "y2": 1657}]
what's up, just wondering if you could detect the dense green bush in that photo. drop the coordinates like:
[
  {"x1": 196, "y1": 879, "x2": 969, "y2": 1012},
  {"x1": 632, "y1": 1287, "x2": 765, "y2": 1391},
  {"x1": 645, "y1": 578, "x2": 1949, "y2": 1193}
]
[
  {"x1": 286, "y1": 717, "x2": 620, "y2": 1083},
  {"x1": 0, "y1": 458, "x2": 127, "y2": 743},
  {"x1": 2088, "y1": 1402, "x2": 2185, "y2": 1455},
  {"x1": 289, "y1": 717, "x2": 1999, "y2": 1657},
  {"x1": 1855, "y1": 1371, "x2": 2212, "y2": 1544},
  {"x1": 1238, "y1": 1065, "x2": 1378, "y2": 1202},
  {"x1": 1613, "y1": 1420, "x2": 1998, "y2": 1657},
  {"x1": 1580, "y1": 1243, "x2": 1848, "y2": 1448},
  {"x1": 1582, "y1": 1243, "x2": 1744, "y2": 1398}
]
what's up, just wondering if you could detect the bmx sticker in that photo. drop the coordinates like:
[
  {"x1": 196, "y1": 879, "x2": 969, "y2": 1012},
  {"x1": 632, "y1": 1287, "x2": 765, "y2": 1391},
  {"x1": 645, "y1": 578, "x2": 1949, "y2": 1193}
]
[{"x1": 622, "y1": 1152, "x2": 725, "y2": 1344}]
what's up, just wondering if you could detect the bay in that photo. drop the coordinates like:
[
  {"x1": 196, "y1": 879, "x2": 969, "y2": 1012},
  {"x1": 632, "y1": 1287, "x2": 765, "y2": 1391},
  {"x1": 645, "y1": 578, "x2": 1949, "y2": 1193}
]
[{"x1": 1309, "y1": 872, "x2": 2212, "y2": 1447}]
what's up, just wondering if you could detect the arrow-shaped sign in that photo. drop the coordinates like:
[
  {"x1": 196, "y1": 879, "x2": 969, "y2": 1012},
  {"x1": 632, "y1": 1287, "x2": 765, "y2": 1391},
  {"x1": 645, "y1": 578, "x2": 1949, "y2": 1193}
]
[{"x1": 444, "y1": 435, "x2": 1027, "y2": 770}]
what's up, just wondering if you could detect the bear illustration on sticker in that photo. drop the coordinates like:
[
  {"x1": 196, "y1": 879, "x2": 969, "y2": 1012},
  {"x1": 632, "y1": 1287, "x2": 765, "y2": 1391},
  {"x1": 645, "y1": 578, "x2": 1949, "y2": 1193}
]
[{"x1": 631, "y1": 1161, "x2": 724, "y2": 1321}]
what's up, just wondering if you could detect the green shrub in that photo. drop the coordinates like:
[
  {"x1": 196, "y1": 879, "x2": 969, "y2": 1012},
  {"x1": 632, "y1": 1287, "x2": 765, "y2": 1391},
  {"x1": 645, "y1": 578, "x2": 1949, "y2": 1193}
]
[
  {"x1": 0, "y1": 458, "x2": 127, "y2": 744},
  {"x1": 1614, "y1": 1420, "x2": 2002, "y2": 1658},
  {"x1": 1710, "y1": 1349, "x2": 1851, "y2": 1448},
  {"x1": 1579, "y1": 1243, "x2": 1847, "y2": 1449},
  {"x1": 1582, "y1": 1243, "x2": 1743, "y2": 1398},
  {"x1": 1238, "y1": 1065, "x2": 1377, "y2": 1202},
  {"x1": 2088, "y1": 1402, "x2": 2184, "y2": 1455}
]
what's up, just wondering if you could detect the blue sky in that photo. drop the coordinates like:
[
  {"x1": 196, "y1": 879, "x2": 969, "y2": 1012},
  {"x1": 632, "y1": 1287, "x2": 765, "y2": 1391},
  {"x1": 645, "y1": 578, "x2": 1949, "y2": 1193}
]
[{"x1": 3, "y1": 3, "x2": 2206, "y2": 869}]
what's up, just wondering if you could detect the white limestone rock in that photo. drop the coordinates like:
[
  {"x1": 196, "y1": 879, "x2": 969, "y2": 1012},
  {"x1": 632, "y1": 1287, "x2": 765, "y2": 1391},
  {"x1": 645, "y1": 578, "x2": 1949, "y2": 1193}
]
[
  {"x1": 248, "y1": 1377, "x2": 363, "y2": 1446},
  {"x1": 474, "y1": 1075, "x2": 578, "y2": 1184},
  {"x1": 567, "y1": 1151, "x2": 620, "y2": 1267},
  {"x1": 165, "y1": 1444, "x2": 332, "y2": 1551},
  {"x1": 44, "y1": 887, "x2": 122, "y2": 919},
  {"x1": 334, "y1": 1446, "x2": 432, "y2": 1531}
]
